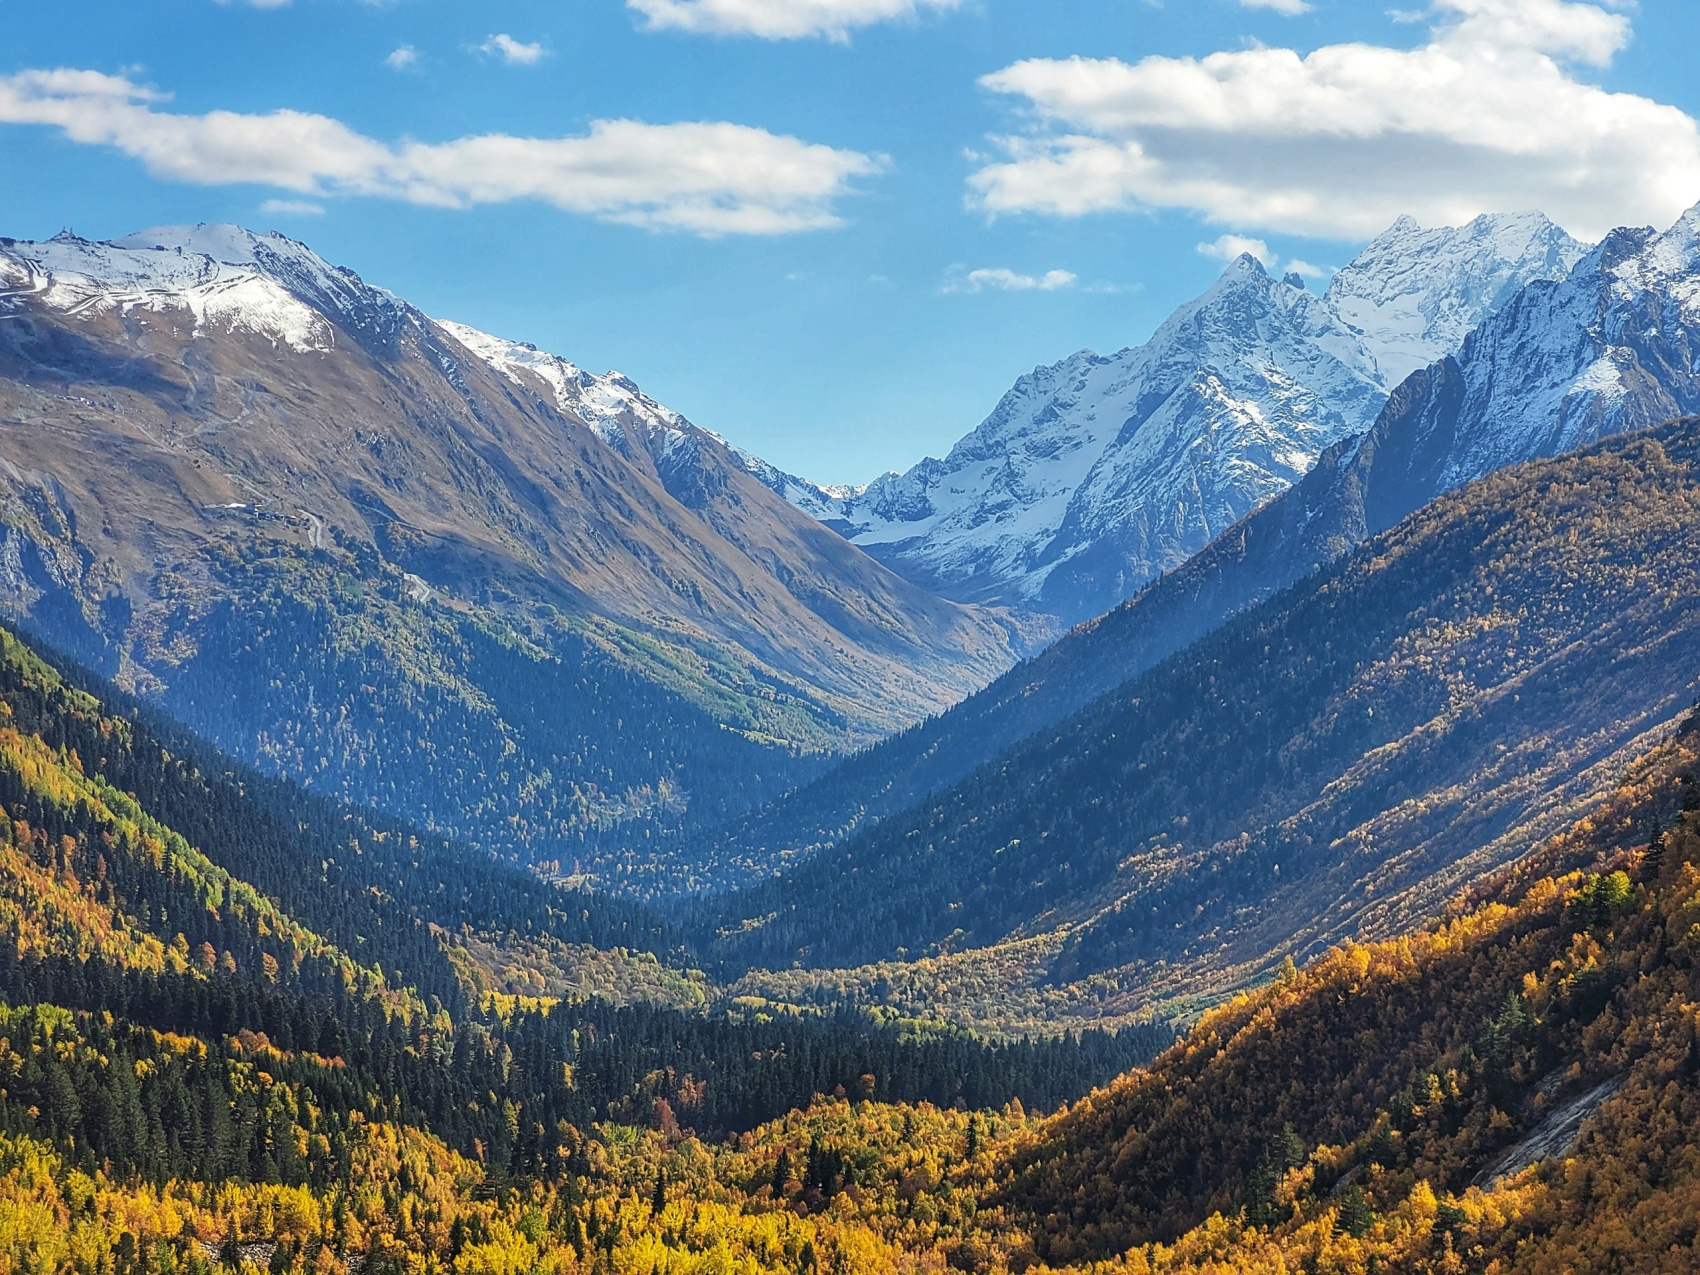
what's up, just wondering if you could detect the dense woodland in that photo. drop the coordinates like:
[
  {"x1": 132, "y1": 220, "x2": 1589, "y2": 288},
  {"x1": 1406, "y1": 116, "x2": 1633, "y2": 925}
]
[
  {"x1": 689, "y1": 426, "x2": 1700, "y2": 993},
  {"x1": 0, "y1": 622, "x2": 1163, "y2": 1179},
  {"x1": 0, "y1": 425, "x2": 1697, "y2": 1272},
  {"x1": 0, "y1": 666, "x2": 1695, "y2": 1273}
]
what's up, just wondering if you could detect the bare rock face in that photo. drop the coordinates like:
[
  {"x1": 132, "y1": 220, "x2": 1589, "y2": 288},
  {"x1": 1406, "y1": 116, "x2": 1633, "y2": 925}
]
[{"x1": 0, "y1": 225, "x2": 1025, "y2": 883}]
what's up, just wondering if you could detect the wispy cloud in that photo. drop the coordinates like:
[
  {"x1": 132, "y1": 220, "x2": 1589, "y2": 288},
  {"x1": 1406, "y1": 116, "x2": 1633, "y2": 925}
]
[
  {"x1": 969, "y1": 0, "x2": 1699, "y2": 242},
  {"x1": 260, "y1": 198, "x2": 324, "y2": 216},
  {"x1": 385, "y1": 45, "x2": 420, "y2": 71},
  {"x1": 1242, "y1": 0, "x2": 1311, "y2": 13},
  {"x1": 478, "y1": 33, "x2": 547, "y2": 65},
  {"x1": 628, "y1": 0, "x2": 964, "y2": 41},
  {"x1": 1197, "y1": 234, "x2": 1274, "y2": 266},
  {"x1": 944, "y1": 266, "x2": 1078, "y2": 294},
  {"x1": 0, "y1": 68, "x2": 880, "y2": 236}
]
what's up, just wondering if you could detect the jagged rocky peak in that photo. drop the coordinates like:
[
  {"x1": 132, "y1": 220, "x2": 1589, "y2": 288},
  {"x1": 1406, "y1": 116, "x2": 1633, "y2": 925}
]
[
  {"x1": 1404, "y1": 198, "x2": 1700, "y2": 495},
  {"x1": 1325, "y1": 211, "x2": 1590, "y2": 384}
]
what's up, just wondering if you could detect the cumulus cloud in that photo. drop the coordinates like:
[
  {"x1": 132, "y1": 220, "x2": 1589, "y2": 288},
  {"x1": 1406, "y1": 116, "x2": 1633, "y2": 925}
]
[
  {"x1": 385, "y1": 45, "x2": 420, "y2": 70},
  {"x1": 1197, "y1": 233, "x2": 1273, "y2": 266},
  {"x1": 628, "y1": 0, "x2": 964, "y2": 41},
  {"x1": 970, "y1": 0, "x2": 1700, "y2": 242},
  {"x1": 0, "y1": 68, "x2": 878, "y2": 236},
  {"x1": 478, "y1": 34, "x2": 546, "y2": 65},
  {"x1": 944, "y1": 267, "x2": 1077, "y2": 293}
]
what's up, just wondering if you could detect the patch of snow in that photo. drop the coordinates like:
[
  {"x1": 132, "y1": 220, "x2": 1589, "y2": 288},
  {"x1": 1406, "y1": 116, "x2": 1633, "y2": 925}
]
[
  {"x1": 433, "y1": 318, "x2": 693, "y2": 458},
  {"x1": 0, "y1": 225, "x2": 424, "y2": 353}
]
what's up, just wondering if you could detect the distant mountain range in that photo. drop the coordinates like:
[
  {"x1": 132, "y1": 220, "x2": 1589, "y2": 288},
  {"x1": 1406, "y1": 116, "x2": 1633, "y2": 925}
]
[
  {"x1": 3, "y1": 197, "x2": 1700, "y2": 1275},
  {"x1": 747, "y1": 212, "x2": 1587, "y2": 624},
  {"x1": 1, "y1": 203, "x2": 1696, "y2": 917},
  {"x1": 0, "y1": 224, "x2": 1026, "y2": 879}
]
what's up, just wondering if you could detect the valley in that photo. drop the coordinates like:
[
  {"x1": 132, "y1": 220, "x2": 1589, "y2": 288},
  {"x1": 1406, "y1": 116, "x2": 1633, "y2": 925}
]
[{"x1": 2, "y1": 197, "x2": 1700, "y2": 1275}]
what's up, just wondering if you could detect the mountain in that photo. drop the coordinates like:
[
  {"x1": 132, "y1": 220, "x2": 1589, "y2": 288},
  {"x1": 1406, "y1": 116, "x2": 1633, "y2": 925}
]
[
  {"x1": 1036, "y1": 197, "x2": 1700, "y2": 698},
  {"x1": 0, "y1": 613, "x2": 1164, "y2": 1263},
  {"x1": 0, "y1": 225, "x2": 1025, "y2": 880},
  {"x1": 751, "y1": 212, "x2": 1585, "y2": 625},
  {"x1": 694, "y1": 204, "x2": 1700, "y2": 897},
  {"x1": 694, "y1": 419, "x2": 1700, "y2": 1029}
]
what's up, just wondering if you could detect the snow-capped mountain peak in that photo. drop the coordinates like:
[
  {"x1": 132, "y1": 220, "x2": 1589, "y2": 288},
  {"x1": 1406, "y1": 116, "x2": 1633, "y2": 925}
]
[
  {"x1": 1324, "y1": 210, "x2": 1589, "y2": 384},
  {"x1": 745, "y1": 211, "x2": 1594, "y2": 624},
  {"x1": 432, "y1": 319, "x2": 695, "y2": 458},
  {"x1": 1413, "y1": 199, "x2": 1700, "y2": 493},
  {"x1": 0, "y1": 224, "x2": 408, "y2": 353}
]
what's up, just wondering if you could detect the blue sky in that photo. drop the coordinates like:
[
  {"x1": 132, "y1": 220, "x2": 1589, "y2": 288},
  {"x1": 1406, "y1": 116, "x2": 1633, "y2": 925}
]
[{"x1": 3, "y1": 0, "x2": 1699, "y2": 485}]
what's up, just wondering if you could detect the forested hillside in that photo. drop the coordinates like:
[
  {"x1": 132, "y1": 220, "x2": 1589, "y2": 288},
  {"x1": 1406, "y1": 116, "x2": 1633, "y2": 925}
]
[
  {"x1": 694, "y1": 422, "x2": 1700, "y2": 1018},
  {"x1": 0, "y1": 660, "x2": 1695, "y2": 1274},
  {"x1": 0, "y1": 614, "x2": 1164, "y2": 1212}
]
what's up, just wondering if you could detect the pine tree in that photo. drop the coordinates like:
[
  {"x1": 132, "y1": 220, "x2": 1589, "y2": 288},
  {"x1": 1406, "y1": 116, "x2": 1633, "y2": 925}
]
[
  {"x1": 1646, "y1": 815, "x2": 1667, "y2": 882},
  {"x1": 1337, "y1": 1183, "x2": 1374, "y2": 1237}
]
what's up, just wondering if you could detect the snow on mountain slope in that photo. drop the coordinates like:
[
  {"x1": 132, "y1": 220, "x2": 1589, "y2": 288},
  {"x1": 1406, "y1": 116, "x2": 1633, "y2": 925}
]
[
  {"x1": 0, "y1": 227, "x2": 345, "y2": 353},
  {"x1": 1391, "y1": 202, "x2": 1700, "y2": 495},
  {"x1": 1326, "y1": 212, "x2": 1589, "y2": 385},
  {"x1": 744, "y1": 213, "x2": 1587, "y2": 625},
  {"x1": 433, "y1": 319, "x2": 693, "y2": 455}
]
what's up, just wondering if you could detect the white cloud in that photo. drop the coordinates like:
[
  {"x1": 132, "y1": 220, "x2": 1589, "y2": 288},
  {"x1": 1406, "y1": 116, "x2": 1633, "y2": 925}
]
[
  {"x1": 1197, "y1": 233, "x2": 1328, "y2": 281},
  {"x1": 1242, "y1": 0, "x2": 1311, "y2": 14},
  {"x1": 627, "y1": 0, "x2": 964, "y2": 41},
  {"x1": 0, "y1": 68, "x2": 878, "y2": 236},
  {"x1": 944, "y1": 267, "x2": 1077, "y2": 293},
  {"x1": 260, "y1": 198, "x2": 324, "y2": 215},
  {"x1": 1197, "y1": 233, "x2": 1273, "y2": 266},
  {"x1": 385, "y1": 45, "x2": 419, "y2": 70},
  {"x1": 969, "y1": 0, "x2": 1700, "y2": 242},
  {"x1": 478, "y1": 34, "x2": 547, "y2": 65}
]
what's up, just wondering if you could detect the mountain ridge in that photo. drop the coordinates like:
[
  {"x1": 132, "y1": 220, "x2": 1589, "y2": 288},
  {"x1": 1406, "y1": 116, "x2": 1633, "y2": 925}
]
[
  {"x1": 0, "y1": 222, "x2": 1027, "y2": 880},
  {"x1": 695, "y1": 419, "x2": 1700, "y2": 1032},
  {"x1": 748, "y1": 211, "x2": 1587, "y2": 625}
]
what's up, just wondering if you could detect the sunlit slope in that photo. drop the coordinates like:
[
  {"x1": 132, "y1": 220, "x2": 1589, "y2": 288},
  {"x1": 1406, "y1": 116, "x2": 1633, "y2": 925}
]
[
  {"x1": 989, "y1": 709, "x2": 1700, "y2": 1271},
  {"x1": 4, "y1": 715, "x2": 1697, "y2": 1274}
]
